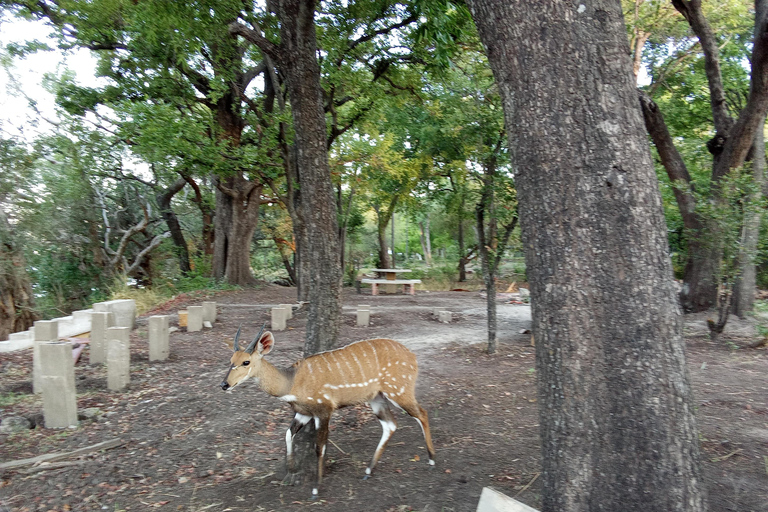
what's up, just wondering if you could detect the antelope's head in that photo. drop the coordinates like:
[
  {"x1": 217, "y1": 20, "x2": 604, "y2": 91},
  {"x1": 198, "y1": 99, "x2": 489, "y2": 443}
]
[{"x1": 220, "y1": 323, "x2": 274, "y2": 391}]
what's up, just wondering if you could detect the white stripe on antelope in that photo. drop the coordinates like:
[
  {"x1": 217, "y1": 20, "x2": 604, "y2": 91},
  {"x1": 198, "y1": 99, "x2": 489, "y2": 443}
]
[{"x1": 219, "y1": 324, "x2": 436, "y2": 498}]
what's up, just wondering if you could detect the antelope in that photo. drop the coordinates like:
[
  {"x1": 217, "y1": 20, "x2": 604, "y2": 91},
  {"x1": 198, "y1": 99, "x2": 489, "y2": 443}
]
[{"x1": 220, "y1": 325, "x2": 435, "y2": 498}]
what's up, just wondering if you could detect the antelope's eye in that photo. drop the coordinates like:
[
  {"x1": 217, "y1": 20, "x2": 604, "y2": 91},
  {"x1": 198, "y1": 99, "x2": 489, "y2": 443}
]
[{"x1": 242, "y1": 360, "x2": 250, "y2": 366}]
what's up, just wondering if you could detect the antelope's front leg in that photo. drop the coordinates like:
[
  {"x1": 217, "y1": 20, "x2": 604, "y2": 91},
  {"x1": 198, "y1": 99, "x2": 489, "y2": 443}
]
[
  {"x1": 312, "y1": 413, "x2": 332, "y2": 499},
  {"x1": 285, "y1": 413, "x2": 311, "y2": 471}
]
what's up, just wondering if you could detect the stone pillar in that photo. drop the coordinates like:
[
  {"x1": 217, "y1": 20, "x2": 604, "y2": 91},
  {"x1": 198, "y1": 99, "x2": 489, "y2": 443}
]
[
  {"x1": 107, "y1": 327, "x2": 130, "y2": 391},
  {"x1": 271, "y1": 306, "x2": 287, "y2": 331},
  {"x1": 279, "y1": 304, "x2": 294, "y2": 320},
  {"x1": 187, "y1": 306, "x2": 203, "y2": 332},
  {"x1": 438, "y1": 311, "x2": 452, "y2": 323},
  {"x1": 148, "y1": 315, "x2": 170, "y2": 361},
  {"x1": 93, "y1": 299, "x2": 136, "y2": 329},
  {"x1": 39, "y1": 342, "x2": 78, "y2": 428},
  {"x1": 89, "y1": 311, "x2": 114, "y2": 365},
  {"x1": 33, "y1": 320, "x2": 59, "y2": 394},
  {"x1": 202, "y1": 302, "x2": 217, "y2": 323},
  {"x1": 357, "y1": 305, "x2": 371, "y2": 327}
]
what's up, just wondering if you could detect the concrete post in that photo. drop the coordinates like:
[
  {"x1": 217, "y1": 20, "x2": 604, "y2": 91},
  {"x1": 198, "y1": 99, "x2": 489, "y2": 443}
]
[
  {"x1": 202, "y1": 301, "x2": 217, "y2": 323},
  {"x1": 39, "y1": 342, "x2": 78, "y2": 428},
  {"x1": 93, "y1": 299, "x2": 136, "y2": 329},
  {"x1": 33, "y1": 320, "x2": 59, "y2": 394},
  {"x1": 107, "y1": 327, "x2": 130, "y2": 391},
  {"x1": 438, "y1": 311, "x2": 452, "y2": 323},
  {"x1": 357, "y1": 305, "x2": 371, "y2": 327},
  {"x1": 89, "y1": 311, "x2": 114, "y2": 365},
  {"x1": 271, "y1": 307, "x2": 287, "y2": 331},
  {"x1": 187, "y1": 306, "x2": 203, "y2": 332},
  {"x1": 148, "y1": 315, "x2": 170, "y2": 361},
  {"x1": 279, "y1": 304, "x2": 294, "y2": 320}
]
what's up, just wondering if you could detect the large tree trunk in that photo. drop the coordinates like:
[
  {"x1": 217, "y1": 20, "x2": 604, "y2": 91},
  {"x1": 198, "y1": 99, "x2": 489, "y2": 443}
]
[
  {"x1": 279, "y1": 0, "x2": 341, "y2": 355},
  {"x1": 156, "y1": 178, "x2": 191, "y2": 275},
  {"x1": 468, "y1": 1, "x2": 705, "y2": 511},
  {"x1": 0, "y1": 210, "x2": 38, "y2": 339},
  {"x1": 375, "y1": 207, "x2": 391, "y2": 269}
]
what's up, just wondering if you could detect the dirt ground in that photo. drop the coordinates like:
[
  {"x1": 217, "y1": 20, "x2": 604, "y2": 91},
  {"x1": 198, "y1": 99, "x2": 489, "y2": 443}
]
[{"x1": 0, "y1": 285, "x2": 766, "y2": 512}]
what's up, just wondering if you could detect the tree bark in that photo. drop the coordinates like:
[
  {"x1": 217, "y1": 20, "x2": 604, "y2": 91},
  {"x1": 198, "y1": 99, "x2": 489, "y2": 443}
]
[
  {"x1": 419, "y1": 216, "x2": 433, "y2": 266},
  {"x1": 467, "y1": 1, "x2": 705, "y2": 511},
  {"x1": 639, "y1": 91, "x2": 718, "y2": 311},
  {"x1": 0, "y1": 210, "x2": 38, "y2": 339},
  {"x1": 375, "y1": 206, "x2": 392, "y2": 269},
  {"x1": 278, "y1": 0, "x2": 342, "y2": 354},
  {"x1": 156, "y1": 177, "x2": 191, "y2": 275}
]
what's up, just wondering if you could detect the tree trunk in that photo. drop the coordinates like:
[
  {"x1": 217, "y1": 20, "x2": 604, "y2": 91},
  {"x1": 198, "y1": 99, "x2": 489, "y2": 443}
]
[
  {"x1": 732, "y1": 114, "x2": 765, "y2": 317},
  {"x1": 213, "y1": 173, "x2": 261, "y2": 286},
  {"x1": 156, "y1": 178, "x2": 191, "y2": 275},
  {"x1": 467, "y1": 1, "x2": 705, "y2": 511},
  {"x1": 0, "y1": 210, "x2": 38, "y2": 339},
  {"x1": 476, "y1": 206, "x2": 497, "y2": 354},
  {"x1": 279, "y1": 0, "x2": 342, "y2": 355},
  {"x1": 419, "y1": 216, "x2": 433, "y2": 266},
  {"x1": 390, "y1": 211, "x2": 396, "y2": 268},
  {"x1": 375, "y1": 207, "x2": 391, "y2": 269}
]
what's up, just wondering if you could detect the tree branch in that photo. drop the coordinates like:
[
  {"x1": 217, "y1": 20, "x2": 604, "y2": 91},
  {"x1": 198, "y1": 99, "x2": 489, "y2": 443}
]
[
  {"x1": 671, "y1": 0, "x2": 733, "y2": 133},
  {"x1": 228, "y1": 22, "x2": 282, "y2": 63},
  {"x1": 639, "y1": 90, "x2": 702, "y2": 230}
]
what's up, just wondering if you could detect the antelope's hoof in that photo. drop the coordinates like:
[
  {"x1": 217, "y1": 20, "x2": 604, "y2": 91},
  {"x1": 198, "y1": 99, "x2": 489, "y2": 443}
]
[
  {"x1": 282, "y1": 471, "x2": 302, "y2": 486},
  {"x1": 362, "y1": 474, "x2": 371, "y2": 481}
]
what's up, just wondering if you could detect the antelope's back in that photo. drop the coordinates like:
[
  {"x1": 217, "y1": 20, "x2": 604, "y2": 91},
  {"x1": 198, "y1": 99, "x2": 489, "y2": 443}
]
[{"x1": 292, "y1": 339, "x2": 418, "y2": 405}]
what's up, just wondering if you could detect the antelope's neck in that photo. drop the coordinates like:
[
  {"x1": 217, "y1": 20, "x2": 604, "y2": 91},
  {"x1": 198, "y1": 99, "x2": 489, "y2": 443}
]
[{"x1": 258, "y1": 359, "x2": 294, "y2": 397}]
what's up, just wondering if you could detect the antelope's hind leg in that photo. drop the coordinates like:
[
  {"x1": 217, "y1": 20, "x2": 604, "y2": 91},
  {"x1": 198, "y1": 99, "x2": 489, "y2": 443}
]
[
  {"x1": 390, "y1": 396, "x2": 436, "y2": 467},
  {"x1": 364, "y1": 393, "x2": 398, "y2": 480}
]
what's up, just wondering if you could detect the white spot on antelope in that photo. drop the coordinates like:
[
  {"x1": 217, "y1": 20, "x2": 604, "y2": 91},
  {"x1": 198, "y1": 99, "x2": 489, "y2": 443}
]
[{"x1": 279, "y1": 395, "x2": 297, "y2": 402}]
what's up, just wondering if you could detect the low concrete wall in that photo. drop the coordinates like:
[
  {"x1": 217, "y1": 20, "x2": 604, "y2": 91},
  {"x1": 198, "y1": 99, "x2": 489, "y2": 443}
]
[{"x1": 0, "y1": 305, "x2": 129, "y2": 353}]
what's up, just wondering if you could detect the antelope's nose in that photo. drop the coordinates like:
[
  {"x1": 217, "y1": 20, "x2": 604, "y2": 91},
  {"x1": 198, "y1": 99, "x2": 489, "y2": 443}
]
[{"x1": 220, "y1": 381, "x2": 230, "y2": 391}]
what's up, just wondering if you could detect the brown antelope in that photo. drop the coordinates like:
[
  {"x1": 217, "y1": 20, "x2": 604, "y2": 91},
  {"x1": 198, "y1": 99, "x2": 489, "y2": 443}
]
[{"x1": 220, "y1": 325, "x2": 435, "y2": 498}]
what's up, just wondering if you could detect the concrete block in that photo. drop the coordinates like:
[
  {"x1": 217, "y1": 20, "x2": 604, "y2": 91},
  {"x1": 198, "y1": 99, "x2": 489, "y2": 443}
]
[
  {"x1": 356, "y1": 308, "x2": 370, "y2": 327},
  {"x1": 34, "y1": 320, "x2": 59, "y2": 341},
  {"x1": 107, "y1": 327, "x2": 131, "y2": 391},
  {"x1": 89, "y1": 311, "x2": 114, "y2": 365},
  {"x1": 438, "y1": 311, "x2": 452, "y2": 323},
  {"x1": 93, "y1": 299, "x2": 136, "y2": 329},
  {"x1": 39, "y1": 342, "x2": 78, "y2": 428},
  {"x1": 33, "y1": 320, "x2": 59, "y2": 394},
  {"x1": 271, "y1": 307, "x2": 287, "y2": 331},
  {"x1": 279, "y1": 304, "x2": 294, "y2": 320},
  {"x1": 56, "y1": 309, "x2": 92, "y2": 338},
  {"x1": 187, "y1": 306, "x2": 203, "y2": 332},
  {"x1": 0, "y1": 331, "x2": 33, "y2": 353},
  {"x1": 148, "y1": 315, "x2": 170, "y2": 361},
  {"x1": 202, "y1": 301, "x2": 217, "y2": 323},
  {"x1": 476, "y1": 487, "x2": 539, "y2": 512}
]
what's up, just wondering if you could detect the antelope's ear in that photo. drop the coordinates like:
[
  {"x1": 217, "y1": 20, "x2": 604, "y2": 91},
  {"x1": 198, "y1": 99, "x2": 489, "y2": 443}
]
[
  {"x1": 257, "y1": 331, "x2": 274, "y2": 355},
  {"x1": 223, "y1": 338, "x2": 234, "y2": 350}
]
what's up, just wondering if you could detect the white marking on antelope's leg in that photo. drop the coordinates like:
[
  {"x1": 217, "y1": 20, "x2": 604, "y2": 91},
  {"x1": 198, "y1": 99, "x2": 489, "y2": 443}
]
[
  {"x1": 365, "y1": 394, "x2": 397, "y2": 480},
  {"x1": 285, "y1": 428, "x2": 293, "y2": 456},
  {"x1": 278, "y1": 394, "x2": 297, "y2": 402},
  {"x1": 314, "y1": 416, "x2": 320, "y2": 430}
]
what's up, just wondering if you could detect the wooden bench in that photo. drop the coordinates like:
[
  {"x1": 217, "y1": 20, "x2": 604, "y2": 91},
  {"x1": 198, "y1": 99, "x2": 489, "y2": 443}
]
[{"x1": 360, "y1": 278, "x2": 422, "y2": 296}]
